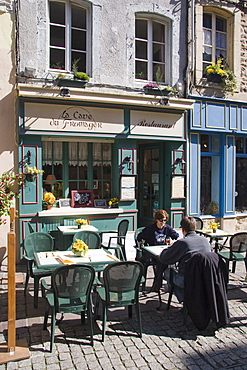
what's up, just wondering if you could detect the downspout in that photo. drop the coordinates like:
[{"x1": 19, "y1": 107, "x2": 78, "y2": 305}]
[{"x1": 186, "y1": 0, "x2": 195, "y2": 97}]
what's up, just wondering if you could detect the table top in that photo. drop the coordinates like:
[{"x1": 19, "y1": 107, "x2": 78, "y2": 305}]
[
  {"x1": 141, "y1": 245, "x2": 168, "y2": 258},
  {"x1": 34, "y1": 249, "x2": 119, "y2": 271},
  {"x1": 196, "y1": 229, "x2": 233, "y2": 238},
  {"x1": 57, "y1": 225, "x2": 98, "y2": 235}
]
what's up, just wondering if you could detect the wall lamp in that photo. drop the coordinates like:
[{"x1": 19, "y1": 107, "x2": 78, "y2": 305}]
[
  {"x1": 60, "y1": 87, "x2": 70, "y2": 97},
  {"x1": 159, "y1": 97, "x2": 169, "y2": 106},
  {"x1": 122, "y1": 155, "x2": 134, "y2": 172},
  {"x1": 173, "y1": 157, "x2": 186, "y2": 171}
]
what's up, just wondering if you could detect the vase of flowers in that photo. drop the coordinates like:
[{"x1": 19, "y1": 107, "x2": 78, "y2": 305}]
[
  {"x1": 75, "y1": 218, "x2": 88, "y2": 228},
  {"x1": 72, "y1": 239, "x2": 89, "y2": 257},
  {"x1": 43, "y1": 192, "x2": 56, "y2": 210},
  {"x1": 0, "y1": 172, "x2": 23, "y2": 225},
  {"x1": 24, "y1": 165, "x2": 44, "y2": 182},
  {"x1": 108, "y1": 197, "x2": 119, "y2": 208},
  {"x1": 210, "y1": 222, "x2": 219, "y2": 233}
]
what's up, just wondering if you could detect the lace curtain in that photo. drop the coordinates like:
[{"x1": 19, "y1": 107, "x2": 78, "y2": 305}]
[
  {"x1": 42, "y1": 141, "x2": 62, "y2": 165},
  {"x1": 68, "y1": 142, "x2": 88, "y2": 166},
  {"x1": 93, "y1": 143, "x2": 111, "y2": 166}
]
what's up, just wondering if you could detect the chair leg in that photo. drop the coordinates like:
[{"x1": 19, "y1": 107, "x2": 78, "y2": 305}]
[
  {"x1": 128, "y1": 305, "x2": 132, "y2": 318},
  {"x1": 232, "y1": 261, "x2": 236, "y2": 273},
  {"x1": 87, "y1": 307, "x2": 94, "y2": 346},
  {"x1": 156, "y1": 290, "x2": 162, "y2": 310},
  {"x1": 24, "y1": 267, "x2": 30, "y2": 296},
  {"x1": 167, "y1": 286, "x2": 174, "y2": 311},
  {"x1": 81, "y1": 311, "x2": 85, "y2": 324},
  {"x1": 43, "y1": 304, "x2": 49, "y2": 330},
  {"x1": 33, "y1": 277, "x2": 40, "y2": 308},
  {"x1": 50, "y1": 307, "x2": 56, "y2": 352},
  {"x1": 102, "y1": 303, "x2": 107, "y2": 342},
  {"x1": 135, "y1": 303, "x2": 142, "y2": 338}
]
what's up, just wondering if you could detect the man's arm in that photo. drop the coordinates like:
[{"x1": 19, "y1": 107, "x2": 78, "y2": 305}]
[{"x1": 159, "y1": 239, "x2": 187, "y2": 265}]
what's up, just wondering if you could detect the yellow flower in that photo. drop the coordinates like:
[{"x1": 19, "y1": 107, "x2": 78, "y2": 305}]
[
  {"x1": 75, "y1": 218, "x2": 88, "y2": 225},
  {"x1": 43, "y1": 192, "x2": 56, "y2": 205},
  {"x1": 210, "y1": 222, "x2": 219, "y2": 230},
  {"x1": 72, "y1": 239, "x2": 89, "y2": 255}
]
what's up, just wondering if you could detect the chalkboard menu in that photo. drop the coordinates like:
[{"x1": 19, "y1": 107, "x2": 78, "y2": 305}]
[
  {"x1": 71, "y1": 190, "x2": 94, "y2": 208},
  {"x1": 94, "y1": 199, "x2": 107, "y2": 208}
]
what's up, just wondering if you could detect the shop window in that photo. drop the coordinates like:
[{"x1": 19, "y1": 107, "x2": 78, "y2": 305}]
[
  {"x1": 135, "y1": 16, "x2": 168, "y2": 82},
  {"x1": 200, "y1": 135, "x2": 220, "y2": 215},
  {"x1": 49, "y1": 0, "x2": 89, "y2": 72},
  {"x1": 236, "y1": 137, "x2": 247, "y2": 212},
  {"x1": 203, "y1": 12, "x2": 227, "y2": 76},
  {"x1": 42, "y1": 141, "x2": 112, "y2": 200}
]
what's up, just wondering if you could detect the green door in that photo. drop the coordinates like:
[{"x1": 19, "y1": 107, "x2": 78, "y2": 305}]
[{"x1": 138, "y1": 145, "x2": 161, "y2": 226}]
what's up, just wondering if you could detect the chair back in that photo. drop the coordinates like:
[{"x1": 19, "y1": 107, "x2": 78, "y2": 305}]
[
  {"x1": 51, "y1": 264, "x2": 95, "y2": 311},
  {"x1": 230, "y1": 232, "x2": 247, "y2": 255},
  {"x1": 134, "y1": 227, "x2": 145, "y2": 247},
  {"x1": 193, "y1": 217, "x2": 203, "y2": 230},
  {"x1": 27, "y1": 222, "x2": 35, "y2": 233},
  {"x1": 24, "y1": 232, "x2": 54, "y2": 260},
  {"x1": 103, "y1": 261, "x2": 143, "y2": 304},
  {"x1": 73, "y1": 230, "x2": 101, "y2": 249},
  {"x1": 117, "y1": 219, "x2": 129, "y2": 237}
]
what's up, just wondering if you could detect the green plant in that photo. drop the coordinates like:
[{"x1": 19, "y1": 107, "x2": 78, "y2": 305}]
[
  {"x1": 205, "y1": 59, "x2": 237, "y2": 95},
  {"x1": 162, "y1": 85, "x2": 178, "y2": 95},
  {"x1": 72, "y1": 59, "x2": 90, "y2": 81},
  {"x1": 24, "y1": 165, "x2": 44, "y2": 175},
  {"x1": 155, "y1": 67, "x2": 164, "y2": 86},
  {"x1": 0, "y1": 172, "x2": 23, "y2": 225}
]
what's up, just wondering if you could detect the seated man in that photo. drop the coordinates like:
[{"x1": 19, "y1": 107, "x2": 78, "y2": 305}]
[{"x1": 160, "y1": 216, "x2": 212, "y2": 302}]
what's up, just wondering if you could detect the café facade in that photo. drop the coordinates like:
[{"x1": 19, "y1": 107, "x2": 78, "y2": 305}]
[{"x1": 17, "y1": 83, "x2": 194, "y2": 249}]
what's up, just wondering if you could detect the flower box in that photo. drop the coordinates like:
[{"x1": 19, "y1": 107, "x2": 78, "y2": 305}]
[
  {"x1": 144, "y1": 88, "x2": 162, "y2": 96},
  {"x1": 207, "y1": 74, "x2": 222, "y2": 83},
  {"x1": 56, "y1": 78, "x2": 88, "y2": 88},
  {"x1": 25, "y1": 173, "x2": 37, "y2": 182}
]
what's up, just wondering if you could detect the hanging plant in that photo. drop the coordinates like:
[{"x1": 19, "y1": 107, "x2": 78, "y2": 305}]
[{"x1": 0, "y1": 172, "x2": 23, "y2": 225}]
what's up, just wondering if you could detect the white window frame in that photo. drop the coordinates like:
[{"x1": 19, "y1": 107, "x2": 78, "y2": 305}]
[
  {"x1": 48, "y1": 0, "x2": 91, "y2": 74},
  {"x1": 135, "y1": 14, "x2": 169, "y2": 83}
]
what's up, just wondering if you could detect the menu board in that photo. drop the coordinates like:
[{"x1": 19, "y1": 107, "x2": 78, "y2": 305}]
[{"x1": 71, "y1": 190, "x2": 93, "y2": 207}]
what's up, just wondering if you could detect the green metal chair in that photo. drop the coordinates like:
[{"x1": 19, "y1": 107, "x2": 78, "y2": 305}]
[
  {"x1": 94, "y1": 261, "x2": 143, "y2": 342},
  {"x1": 218, "y1": 232, "x2": 247, "y2": 279},
  {"x1": 23, "y1": 231, "x2": 54, "y2": 308},
  {"x1": 41, "y1": 264, "x2": 95, "y2": 352},
  {"x1": 101, "y1": 219, "x2": 129, "y2": 260}
]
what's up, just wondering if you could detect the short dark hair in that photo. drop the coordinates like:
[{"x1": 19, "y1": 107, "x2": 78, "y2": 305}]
[
  {"x1": 180, "y1": 217, "x2": 196, "y2": 232},
  {"x1": 154, "y1": 209, "x2": 169, "y2": 222}
]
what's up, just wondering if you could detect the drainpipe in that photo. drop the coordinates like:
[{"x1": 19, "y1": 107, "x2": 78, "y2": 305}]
[{"x1": 186, "y1": 0, "x2": 195, "y2": 97}]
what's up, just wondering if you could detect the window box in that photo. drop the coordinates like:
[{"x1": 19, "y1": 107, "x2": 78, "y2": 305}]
[
  {"x1": 56, "y1": 78, "x2": 88, "y2": 88},
  {"x1": 207, "y1": 74, "x2": 222, "y2": 83}
]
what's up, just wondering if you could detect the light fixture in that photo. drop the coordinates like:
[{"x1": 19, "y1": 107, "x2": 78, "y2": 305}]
[
  {"x1": 121, "y1": 155, "x2": 134, "y2": 172},
  {"x1": 173, "y1": 157, "x2": 186, "y2": 172},
  {"x1": 159, "y1": 97, "x2": 169, "y2": 106},
  {"x1": 60, "y1": 87, "x2": 70, "y2": 97},
  {"x1": 24, "y1": 67, "x2": 36, "y2": 78},
  {"x1": 26, "y1": 150, "x2": 32, "y2": 165}
]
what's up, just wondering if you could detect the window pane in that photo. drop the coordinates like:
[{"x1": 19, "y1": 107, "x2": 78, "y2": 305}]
[
  {"x1": 135, "y1": 19, "x2": 147, "y2": 40},
  {"x1": 216, "y1": 16, "x2": 227, "y2": 32},
  {"x1": 153, "y1": 22, "x2": 165, "y2": 43},
  {"x1": 136, "y1": 40, "x2": 147, "y2": 60},
  {"x1": 50, "y1": 2, "x2": 65, "y2": 25},
  {"x1": 203, "y1": 13, "x2": 212, "y2": 29},
  {"x1": 153, "y1": 63, "x2": 165, "y2": 82},
  {"x1": 71, "y1": 52, "x2": 86, "y2": 71},
  {"x1": 50, "y1": 48, "x2": 65, "y2": 69},
  {"x1": 135, "y1": 61, "x2": 147, "y2": 79},
  {"x1": 216, "y1": 32, "x2": 227, "y2": 49},
  {"x1": 72, "y1": 5, "x2": 86, "y2": 29},
  {"x1": 216, "y1": 49, "x2": 226, "y2": 60},
  {"x1": 72, "y1": 29, "x2": 86, "y2": 51},
  {"x1": 212, "y1": 135, "x2": 220, "y2": 152},
  {"x1": 201, "y1": 135, "x2": 209, "y2": 152},
  {"x1": 201, "y1": 156, "x2": 220, "y2": 215},
  {"x1": 203, "y1": 46, "x2": 212, "y2": 62},
  {"x1": 50, "y1": 25, "x2": 65, "y2": 47},
  {"x1": 236, "y1": 137, "x2": 244, "y2": 154},
  {"x1": 203, "y1": 29, "x2": 212, "y2": 46},
  {"x1": 236, "y1": 158, "x2": 247, "y2": 212},
  {"x1": 153, "y1": 43, "x2": 165, "y2": 62}
]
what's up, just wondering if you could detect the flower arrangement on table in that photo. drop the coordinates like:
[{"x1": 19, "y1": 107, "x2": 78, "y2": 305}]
[
  {"x1": 72, "y1": 239, "x2": 89, "y2": 257},
  {"x1": 0, "y1": 172, "x2": 23, "y2": 225},
  {"x1": 43, "y1": 192, "x2": 56, "y2": 209},
  {"x1": 75, "y1": 218, "x2": 88, "y2": 228},
  {"x1": 209, "y1": 222, "x2": 220, "y2": 233},
  {"x1": 108, "y1": 197, "x2": 119, "y2": 208},
  {"x1": 205, "y1": 59, "x2": 236, "y2": 95}
]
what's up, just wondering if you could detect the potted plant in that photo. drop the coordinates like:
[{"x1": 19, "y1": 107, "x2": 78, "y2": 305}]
[
  {"x1": 56, "y1": 59, "x2": 90, "y2": 88},
  {"x1": 43, "y1": 192, "x2": 56, "y2": 210},
  {"x1": 24, "y1": 165, "x2": 44, "y2": 182},
  {"x1": 72, "y1": 239, "x2": 89, "y2": 257},
  {"x1": 205, "y1": 59, "x2": 237, "y2": 95},
  {"x1": 0, "y1": 172, "x2": 23, "y2": 225},
  {"x1": 108, "y1": 197, "x2": 119, "y2": 208},
  {"x1": 75, "y1": 218, "x2": 88, "y2": 229}
]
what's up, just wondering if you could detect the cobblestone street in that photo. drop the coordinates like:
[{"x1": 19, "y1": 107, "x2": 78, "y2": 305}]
[{"x1": 0, "y1": 234, "x2": 247, "y2": 369}]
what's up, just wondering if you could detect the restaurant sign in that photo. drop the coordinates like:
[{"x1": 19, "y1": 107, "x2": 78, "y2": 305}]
[
  {"x1": 130, "y1": 111, "x2": 184, "y2": 138},
  {"x1": 24, "y1": 103, "x2": 124, "y2": 134}
]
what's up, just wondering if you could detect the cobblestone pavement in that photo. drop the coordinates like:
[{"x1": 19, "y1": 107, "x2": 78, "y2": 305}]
[{"x1": 1, "y1": 234, "x2": 247, "y2": 369}]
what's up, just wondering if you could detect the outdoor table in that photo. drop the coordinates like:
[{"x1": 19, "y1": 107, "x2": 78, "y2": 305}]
[
  {"x1": 34, "y1": 249, "x2": 119, "y2": 273},
  {"x1": 57, "y1": 225, "x2": 99, "y2": 250},
  {"x1": 196, "y1": 229, "x2": 233, "y2": 253},
  {"x1": 141, "y1": 245, "x2": 168, "y2": 260}
]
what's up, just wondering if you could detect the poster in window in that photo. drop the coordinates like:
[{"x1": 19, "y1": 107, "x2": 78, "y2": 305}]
[{"x1": 71, "y1": 190, "x2": 94, "y2": 207}]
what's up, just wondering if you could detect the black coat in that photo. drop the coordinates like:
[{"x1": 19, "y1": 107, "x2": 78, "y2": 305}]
[{"x1": 184, "y1": 252, "x2": 230, "y2": 330}]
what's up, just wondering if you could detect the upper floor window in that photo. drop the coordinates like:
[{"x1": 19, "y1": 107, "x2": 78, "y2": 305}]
[
  {"x1": 135, "y1": 17, "x2": 167, "y2": 82},
  {"x1": 49, "y1": 0, "x2": 89, "y2": 72},
  {"x1": 203, "y1": 12, "x2": 227, "y2": 75}
]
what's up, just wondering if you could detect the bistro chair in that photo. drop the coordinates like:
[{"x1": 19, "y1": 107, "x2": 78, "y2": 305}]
[
  {"x1": 41, "y1": 264, "x2": 95, "y2": 352},
  {"x1": 23, "y1": 232, "x2": 54, "y2": 308},
  {"x1": 193, "y1": 217, "x2": 203, "y2": 230},
  {"x1": 27, "y1": 222, "x2": 35, "y2": 233},
  {"x1": 72, "y1": 230, "x2": 101, "y2": 249},
  {"x1": 101, "y1": 219, "x2": 129, "y2": 261},
  {"x1": 94, "y1": 261, "x2": 143, "y2": 342},
  {"x1": 218, "y1": 232, "x2": 247, "y2": 278}
]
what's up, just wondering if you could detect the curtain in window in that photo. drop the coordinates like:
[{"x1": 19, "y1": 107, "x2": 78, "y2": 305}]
[
  {"x1": 93, "y1": 143, "x2": 111, "y2": 166},
  {"x1": 69, "y1": 142, "x2": 88, "y2": 166},
  {"x1": 53, "y1": 142, "x2": 63, "y2": 165},
  {"x1": 42, "y1": 141, "x2": 52, "y2": 165},
  {"x1": 42, "y1": 141, "x2": 63, "y2": 165}
]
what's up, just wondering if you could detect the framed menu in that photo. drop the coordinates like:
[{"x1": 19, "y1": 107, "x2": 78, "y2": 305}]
[
  {"x1": 71, "y1": 190, "x2": 94, "y2": 207},
  {"x1": 120, "y1": 175, "x2": 136, "y2": 201}
]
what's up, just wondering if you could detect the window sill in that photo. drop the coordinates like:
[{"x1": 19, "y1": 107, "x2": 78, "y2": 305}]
[{"x1": 38, "y1": 207, "x2": 124, "y2": 217}]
